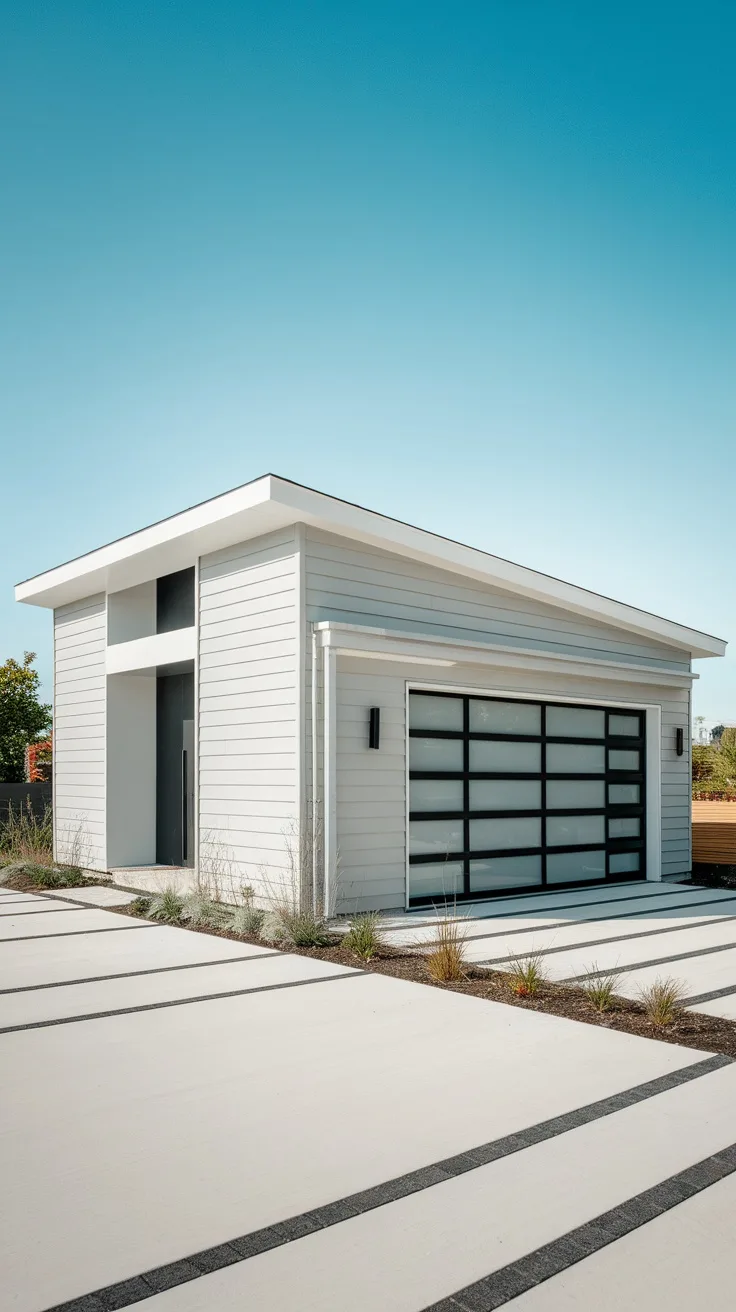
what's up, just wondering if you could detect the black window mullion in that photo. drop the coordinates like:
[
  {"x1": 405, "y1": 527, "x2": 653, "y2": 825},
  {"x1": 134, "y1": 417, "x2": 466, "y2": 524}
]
[
  {"x1": 605, "y1": 709, "x2": 610, "y2": 877},
  {"x1": 408, "y1": 691, "x2": 648, "y2": 905}
]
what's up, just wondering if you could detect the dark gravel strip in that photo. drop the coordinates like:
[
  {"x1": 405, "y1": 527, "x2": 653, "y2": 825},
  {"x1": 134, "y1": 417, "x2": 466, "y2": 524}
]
[
  {"x1": 480, "y1": 910, "x2": 736, "y2": 965},
  {"x1": 41, "y1": 1054, "x2": 730, "y2": 1312},
  {"x1": 0, "y1": 924, "x2": 158, "y2": 944},
  {"x1": 423, "y1": 1142, "x2": 736, "y2": 1310},
  {"x1": 563, "y1": 937, "x2": 736, "y2": 982},
  {"x1": 0, "y1": 951, "x2": 281, "y2": 995},
  {"x1": 684, "y1": 983, "x2": 736, "y2": 1007},
  {"x1": 0, "y1": 967, "x2": 367, "y2": 1035}
]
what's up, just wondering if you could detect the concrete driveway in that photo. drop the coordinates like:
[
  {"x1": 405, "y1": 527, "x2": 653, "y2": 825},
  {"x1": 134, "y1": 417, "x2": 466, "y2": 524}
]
[
  {"x1": 381, "y1": 880, "x2": 736, "y2": 1018},
  {"x1": 1, "y1": 882, "x2": 735, "y2": 1312}
]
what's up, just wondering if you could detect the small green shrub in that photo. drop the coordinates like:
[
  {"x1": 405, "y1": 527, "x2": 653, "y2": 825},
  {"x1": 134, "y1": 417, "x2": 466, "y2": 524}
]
[
  {"x1": 258, "y1": 905, "x2": 332, "y2": 947},
  {"x1": 280, "y1": 908, "x2": 333, "y2": 948},
  {"x1": 148, "y1": 888, "x2": 185, "y2": 923},
  {"x1": 259, "y1": 910, "x2": 289, "y2": 943},
  {"x1": 581, "y1": 966, "x2": 622, "y2": 1013},
  {"x1": 343, "y1": 912, "x2": 383, "y2": 960},
  {"x1": 426, "y1": 919, "x2": 467, "y2": 982},
  {"x1": 181, "y1": 893, "x2": 225, "y2": 928},
  {"x1": 506, "y1": 953, "x2": 547, "y2": 997},
  {"x1": 0, "y1": 861, "x2": 88, "y2": 889},
  {"x1": 35, "y1": 865, "x2": 88, "y2": 888},
  {"x1": 229, "y1": 903, "x2": 265, "y2": 936},
  {"x1": 639, "y1": 977, "x2": 686, "y2": 1027},
  {"x1": 129, "y1": 896, "x2": 152, "y2": 916}
]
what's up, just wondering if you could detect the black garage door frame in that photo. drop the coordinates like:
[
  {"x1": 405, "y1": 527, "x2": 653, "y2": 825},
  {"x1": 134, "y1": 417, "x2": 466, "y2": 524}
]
[{"x1": 407, "y1": 688, "x2": 647, "y2": 907}]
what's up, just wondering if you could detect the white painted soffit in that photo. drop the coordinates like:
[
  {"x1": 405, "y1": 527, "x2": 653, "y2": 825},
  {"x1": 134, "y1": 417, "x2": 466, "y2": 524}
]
[{"x1": 15, "y1": 473, "x2": 726, "y2": 659}]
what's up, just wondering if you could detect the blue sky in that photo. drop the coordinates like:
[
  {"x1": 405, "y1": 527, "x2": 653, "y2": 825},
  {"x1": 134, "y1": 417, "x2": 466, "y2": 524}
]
[{"x1": 1, "y1": 2, "x2": 734, "y2": 721}]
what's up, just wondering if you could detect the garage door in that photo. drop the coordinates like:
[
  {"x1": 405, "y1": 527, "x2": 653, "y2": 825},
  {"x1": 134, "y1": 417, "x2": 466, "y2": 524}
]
[{"x1": 408, "y1": 690, "x2": 646, "y2": 905}]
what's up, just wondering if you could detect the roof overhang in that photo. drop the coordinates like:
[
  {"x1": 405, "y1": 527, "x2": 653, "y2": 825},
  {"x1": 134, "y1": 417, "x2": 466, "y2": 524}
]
[{"x1": 15, "y1": 473, "x2": 726, "y2": 660}]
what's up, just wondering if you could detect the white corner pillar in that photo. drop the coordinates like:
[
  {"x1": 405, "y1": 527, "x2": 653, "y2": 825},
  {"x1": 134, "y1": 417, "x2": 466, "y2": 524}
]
[{"x1": 323, "y1": 645, "x2": 338, "y2": 916}]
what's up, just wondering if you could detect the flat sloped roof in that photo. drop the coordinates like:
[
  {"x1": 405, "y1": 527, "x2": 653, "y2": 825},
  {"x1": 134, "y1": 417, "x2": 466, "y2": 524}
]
[{"x1": 15, "y1": 473, "x2": 726, "y2": 659}]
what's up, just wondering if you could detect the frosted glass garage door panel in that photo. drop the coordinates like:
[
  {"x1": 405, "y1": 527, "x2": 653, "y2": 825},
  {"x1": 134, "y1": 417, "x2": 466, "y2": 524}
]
[
  {"x1": 546, "y1": 780, "x2": 605, "y2": 810},
  {"x1": 409, "y1": 738, "x2": 464, "y2": 771},
  {"x1": 409, "y1": 820, "x2": 464, "y2": 856},
  {"x1": 546, "y1": 706, "x2": 605, "y2": 738},
  {"x1": 470, "y1": 817, "x2": 541, "y2": 851},
  {"x1": 409, "y1": 862, "x2": 464, "y2": 899},
  {"x1": 470, "y1": 856, "x2": 542, "y2": 892},
  {"x1": 609, "y1": 714, "x2": 641, "y2": 736},
  {"x1": 610, "y1": 851, "x2": 641, "y2": 874},
  {"x1": 609, "y1": 783, "x2": 641, "y2": 805},
  {"x1": 410, "y1": 779, "x2": 464, "y2": 812},
  {"x1": 469, "y1": 780, "x2": 542, "y2": 811},
  {"x1": 469, "y1": 740, "x2": 541, "y2": 772},
  {"x1": 409, "y1": 695, "x2": 463, "y2": 732},
  {"x1": 546, "y1": 815, "x2": 606, "y2": 847},
  {"x1": 546, "y1": 849, "x2": 606, "y2": 884},
  {"x1": 546, "y1": 743, "x2": 605, "y2": 773},
  {"x1": 469, "y1": 700, "x2": 541, "y2": 734},
  {"x1": 609, "y1": 817, "x2": 641, "y2": 839},
  {"x1": 609, "y1": 749, "x2": 641, "y2": 771}
]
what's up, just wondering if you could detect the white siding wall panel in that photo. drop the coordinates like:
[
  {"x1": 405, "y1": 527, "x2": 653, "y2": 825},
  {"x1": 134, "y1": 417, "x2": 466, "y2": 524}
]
[
  {"x1": 198, "y1": 531, "x2": 298, "y2": 899},
  {"x1": 306, "y1": 529, "x2": 690, "y2": 671},
  {"x1": 333, "y1": 656, "x2": 692, "y2": 913},
  {"x1": 53, "y1": 595, "x2": 107, "y2": 870}
]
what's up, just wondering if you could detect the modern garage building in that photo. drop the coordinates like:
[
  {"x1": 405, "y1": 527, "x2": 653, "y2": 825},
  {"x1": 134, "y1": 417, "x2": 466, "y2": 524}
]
[{"x1": 15, "y1": 475, "x2": 726, "y2": 913}]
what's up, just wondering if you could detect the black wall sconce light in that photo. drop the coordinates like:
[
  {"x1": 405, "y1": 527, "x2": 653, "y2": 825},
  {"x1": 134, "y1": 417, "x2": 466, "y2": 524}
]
[
  {"x1": 676, "y1": 727, "x2": 684, "y2": 757},
  {"x1": 369, "y1": 707, "x2": 381, "y2": 749}
]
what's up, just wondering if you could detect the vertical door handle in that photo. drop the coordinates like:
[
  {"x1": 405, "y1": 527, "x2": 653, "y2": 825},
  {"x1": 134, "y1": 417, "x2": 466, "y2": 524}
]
[{"x1": 181, "y1": 750, "x2": 188, "y2": 863}]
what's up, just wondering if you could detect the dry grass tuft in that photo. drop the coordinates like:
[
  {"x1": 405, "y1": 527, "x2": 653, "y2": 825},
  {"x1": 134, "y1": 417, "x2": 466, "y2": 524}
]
[
  {"x1": 343, "y1": 912, "x2": 384, "y2": 960},
  {"x1": 0, "y1": 802, "x2": 53, "y2": 866},
  {"x1": 426, "y1": 918, "x2": 467, "y2": 982},
  {"x1": 581, "y1": 966, "x2": 623, "y2": 1013},
  {"x1": 506, "y1": 952, "x2": 547, "y2": 997},
  {"x1": 639, "y1": 976, "x2": 687, "y2": 1027}
]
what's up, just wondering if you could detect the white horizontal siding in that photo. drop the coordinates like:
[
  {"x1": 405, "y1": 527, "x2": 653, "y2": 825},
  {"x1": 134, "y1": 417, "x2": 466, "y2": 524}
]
[
  {"x1": 333, "y1": 655, "x2": 692, "y2": 913},
  {"x1": 198, "y1": 530, "x2": 299, "y2": 900},
  {"x1": 306, "y1": 529, "x2": 691, "y2": 671},
  {"x1": 53, "y1": 596, "x2": 107, "y2": 870}
]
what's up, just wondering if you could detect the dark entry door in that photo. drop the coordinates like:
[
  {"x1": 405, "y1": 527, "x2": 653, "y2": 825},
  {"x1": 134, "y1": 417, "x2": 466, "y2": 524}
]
[{"x1": 156, "y1": 672, "x2": 194, "y2": 866}]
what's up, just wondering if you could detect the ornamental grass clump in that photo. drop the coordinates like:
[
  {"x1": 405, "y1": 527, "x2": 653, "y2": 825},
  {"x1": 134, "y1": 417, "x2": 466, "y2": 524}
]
[
  {"x1": 581, "y1": 966, "x2": 623, "y2": 1014},
  {"x1": 279, "y1": 907, "x2": 334, "y2": 948},
  {"x1": 425, "y1": 918, "x2": 467, "y2": 983},
  {"x1": 506, "y1": 952, "x2": 547, "y2": 997},
  {"x1": 0, "y1": 801, "x2": 53, "y2": 867},
  {"x1": 343, "y1": 912, "x2": 383, "y2": 961},
  {"x1": 639, "y1": 977, "x2": 686, "y2": 1027},
  {"x1": 230, "y1": 903, "x2": 265, "y2": 936},
  {"x1": 148, "y1": 887, "x2": 185, "y2": 924},
  {"x1": 181, "y1": 893, "x2": 225, "y2": 929}
]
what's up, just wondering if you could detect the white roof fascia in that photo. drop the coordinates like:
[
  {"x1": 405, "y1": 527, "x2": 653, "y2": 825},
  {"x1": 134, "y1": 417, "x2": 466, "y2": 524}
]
[
  {"x1": 15, "y1": 473, "x2": 726, "y2": 659},
  {"x1": 315, "y1": 620, "x2": 698, "y2": 689}
]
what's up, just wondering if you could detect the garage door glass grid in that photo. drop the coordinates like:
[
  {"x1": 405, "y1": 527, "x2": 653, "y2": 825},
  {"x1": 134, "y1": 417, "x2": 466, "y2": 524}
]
[{"x1": 408, "y1": 691, "x2": 646, "y2": 905}]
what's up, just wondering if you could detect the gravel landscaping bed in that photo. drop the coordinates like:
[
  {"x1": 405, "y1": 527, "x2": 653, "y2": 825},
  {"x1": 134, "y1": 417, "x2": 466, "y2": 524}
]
[{"x1": 108, "y1": 899, "x2": 736, "y2": 1061}]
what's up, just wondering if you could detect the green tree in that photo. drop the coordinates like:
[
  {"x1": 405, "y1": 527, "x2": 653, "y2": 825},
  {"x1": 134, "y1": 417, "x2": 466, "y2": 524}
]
[
  {"x1": 711, "y1": 724, "x2": 726, "y2": 744},
  {"x1": 0, "y1": 653, "x2": 52, "y2": 783}
]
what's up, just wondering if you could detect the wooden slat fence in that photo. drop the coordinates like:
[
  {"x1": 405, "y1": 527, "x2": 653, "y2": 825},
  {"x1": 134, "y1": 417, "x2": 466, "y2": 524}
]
[{"x1": 692, "y1": 801, "x2": 736, "y2": 866}]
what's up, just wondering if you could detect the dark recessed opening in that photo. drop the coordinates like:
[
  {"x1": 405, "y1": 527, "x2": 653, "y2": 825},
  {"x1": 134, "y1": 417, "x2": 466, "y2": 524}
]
[{"x1": 156, "y1": 567, "x2": 195, "y2": 633}]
